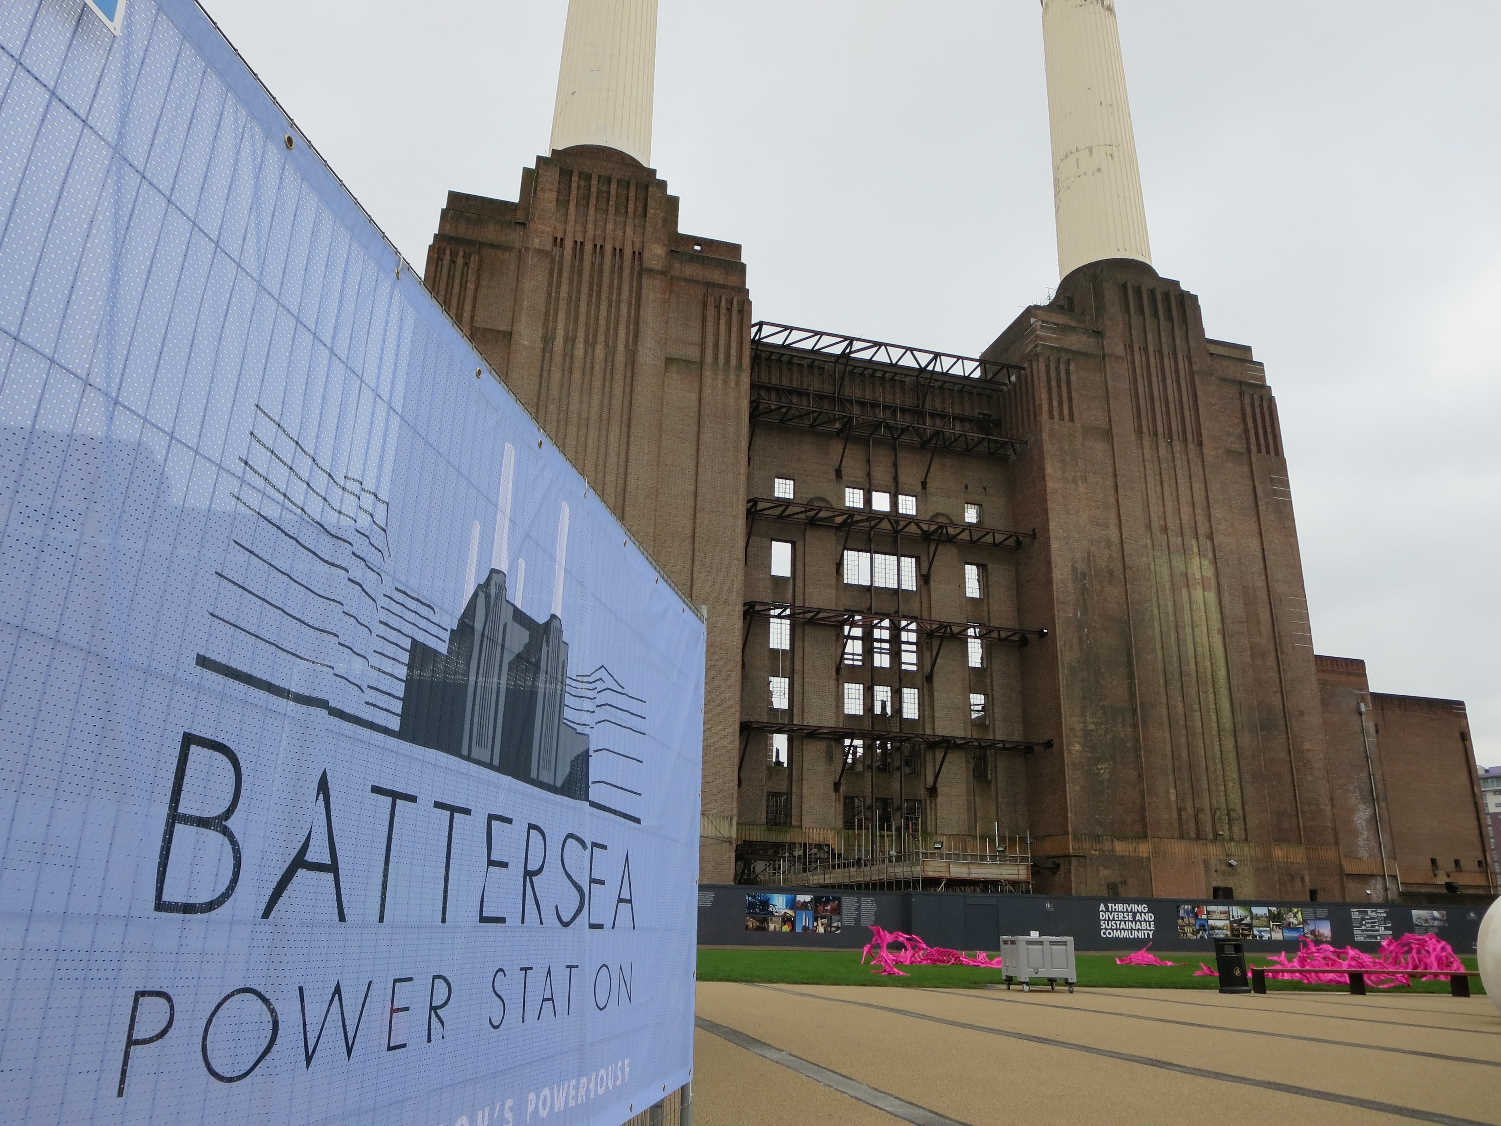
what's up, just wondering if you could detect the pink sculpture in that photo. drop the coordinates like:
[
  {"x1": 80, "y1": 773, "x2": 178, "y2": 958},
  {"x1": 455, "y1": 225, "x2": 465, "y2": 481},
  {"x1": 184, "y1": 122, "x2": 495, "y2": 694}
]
[
  {"x1": 1257, "y1": 933, "x2": 1465, "y2": 988},
  {"x1": 1115, "y1": 944, "x2": 1175, "y2": 967},
  {"x1": 860, "y1": 926, "x2": 1007, "y2": 977},
  {"x1": 1192, "y1": 962, "x2": 1220, "y2": 977}
]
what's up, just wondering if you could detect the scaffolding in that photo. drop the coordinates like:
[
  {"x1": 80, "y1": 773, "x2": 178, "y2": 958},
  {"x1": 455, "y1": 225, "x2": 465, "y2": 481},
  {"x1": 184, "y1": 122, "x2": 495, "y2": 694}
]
[{"x1": 736, "y1": 824, "x2": 1034, "y2": 894}]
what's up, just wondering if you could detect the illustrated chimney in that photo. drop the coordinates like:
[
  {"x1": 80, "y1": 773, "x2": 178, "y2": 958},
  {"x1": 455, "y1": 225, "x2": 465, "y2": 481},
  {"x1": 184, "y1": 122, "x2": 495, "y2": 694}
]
[
  {"x1": 491, "y1": 443, "x2": 515, "y2": 575},
  {"x1": 551, "y1": 502, "x2": 570, "y2": 621},
  {"x1": 1040, "y1": 0, "x2": 1152, "y2": 279},
  {"x1": 549, "y1": 0, "x2": 657, "y2": 165}
]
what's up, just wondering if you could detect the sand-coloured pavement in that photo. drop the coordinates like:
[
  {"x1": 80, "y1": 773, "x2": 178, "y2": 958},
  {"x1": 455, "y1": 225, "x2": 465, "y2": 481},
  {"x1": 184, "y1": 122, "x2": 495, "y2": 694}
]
[
  {"x1": 691, "y1": 1023, "x2": 903, "y2": 1125},
  {"x1": 694, "y1": 982, "x2": 1501, "y2": 1125}
]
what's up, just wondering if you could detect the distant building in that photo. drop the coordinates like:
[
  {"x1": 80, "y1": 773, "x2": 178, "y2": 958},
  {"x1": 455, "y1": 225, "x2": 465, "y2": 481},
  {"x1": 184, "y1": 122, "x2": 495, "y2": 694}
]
[
  {"x1": 1316, "y1": 657, "x2": 1493, "y2": 900},
  {"x1": 1481, "y1": 766, "x2": 1501, "y2": 877}
]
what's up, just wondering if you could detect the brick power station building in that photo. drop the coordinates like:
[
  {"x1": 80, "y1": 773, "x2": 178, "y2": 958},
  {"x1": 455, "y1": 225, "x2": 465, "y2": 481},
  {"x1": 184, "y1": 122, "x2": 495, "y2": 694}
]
[{"x1": 423, "y1": 0, "x2": 1495, "y2": 903}]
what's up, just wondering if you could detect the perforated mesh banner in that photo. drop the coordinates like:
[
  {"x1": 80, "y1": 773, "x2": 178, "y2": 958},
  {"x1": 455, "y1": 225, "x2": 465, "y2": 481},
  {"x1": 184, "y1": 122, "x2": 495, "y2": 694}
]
[{"x1": 0, "y1": 1, "x2": 704, "y2": 1121}]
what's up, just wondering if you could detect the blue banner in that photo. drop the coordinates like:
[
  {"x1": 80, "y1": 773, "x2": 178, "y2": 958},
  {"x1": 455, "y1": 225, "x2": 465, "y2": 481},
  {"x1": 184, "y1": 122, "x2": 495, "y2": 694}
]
[{"x1": 0, "y1": 1, "x2": 704, "y2": 1121}]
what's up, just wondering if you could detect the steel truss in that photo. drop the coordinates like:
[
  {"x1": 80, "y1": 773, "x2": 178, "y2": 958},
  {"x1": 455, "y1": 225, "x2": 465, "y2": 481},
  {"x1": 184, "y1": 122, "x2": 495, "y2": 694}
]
[
  {"x1": 740, "y1": 719, "x2": 1047, "y2": 756},
  {"x1": 748, "y1": 391, "x2": 1025, "y2": 459},
  {"x1": 743, "y1": 600, "x2": 1044, "y2": 648},
  {"x1": 752, "y1": 321, "x2": 1023, "y2": 385},
  {"x1": 746, "y1": 496, "x2": 1033, "y2": 551}
]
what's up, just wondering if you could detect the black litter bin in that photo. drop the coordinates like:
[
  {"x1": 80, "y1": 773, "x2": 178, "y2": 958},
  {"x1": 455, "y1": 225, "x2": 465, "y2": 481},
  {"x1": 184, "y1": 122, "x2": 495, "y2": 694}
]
[{"x1": 1214, "y1": 939, "x2": 1251, "y2": 994}]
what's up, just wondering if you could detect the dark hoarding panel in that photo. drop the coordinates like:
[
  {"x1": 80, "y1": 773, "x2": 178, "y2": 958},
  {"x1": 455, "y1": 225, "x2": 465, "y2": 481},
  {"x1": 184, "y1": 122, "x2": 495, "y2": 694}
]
[{"x1": 699, "y1": 889, "x2": 1485, "y2": 955}]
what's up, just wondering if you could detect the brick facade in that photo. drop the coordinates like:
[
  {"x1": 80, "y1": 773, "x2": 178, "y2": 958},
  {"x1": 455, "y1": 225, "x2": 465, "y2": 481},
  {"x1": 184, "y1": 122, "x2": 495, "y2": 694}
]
[
  {"x1": 427, "y1": 166, "x2": 1490, "y2": 900},
  {"x1": 978, "y1": 260, "x2": 1340, "y2": 897}
]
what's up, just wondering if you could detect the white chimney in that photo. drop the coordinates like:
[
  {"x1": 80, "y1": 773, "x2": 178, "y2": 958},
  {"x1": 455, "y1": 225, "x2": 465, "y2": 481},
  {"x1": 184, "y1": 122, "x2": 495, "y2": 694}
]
[
  {"x1": 549, "y1": 0, "x2": 657, "y2": 166},
  {"x1": 551, "y1": 502, "x2": 570, "y2": 620},
  {"x1": 491, "y1": 443, "x2": 515, "y2": 574},
  {"x1": 1041, "y1": 0, "x2": 1152, "y2": 279}
]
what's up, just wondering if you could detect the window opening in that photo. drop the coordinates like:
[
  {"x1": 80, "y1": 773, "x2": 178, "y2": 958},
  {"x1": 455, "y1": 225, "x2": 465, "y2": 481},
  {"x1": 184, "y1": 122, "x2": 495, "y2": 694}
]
[
  {"x1": 773, "y1": 476, "x2": 795, "y2": 499},
  {"x1": 771, "y1": 540, "x2": 793, "y2": 578},
  {"x1": 901, "y1": 686, "x2": 919, "y2": 718},
  {"x1": 872, "y1": 685, "x2": 892, "y2": 716},
  {"x1": 842, "y1": 683, "x2": 864, "y2": 716},
  {"x1": 964, "y1": 502, "x2": 981, "y2": 524},
  {"x1": 964, "y1": 562, "x2": 984, "y2": 599},
  {"x1": 842, "y1": 549, "x2": 871, "y2": 586},
  {"x1": 900, "y1": 620, "x2": 918, "y2": 672},
  {"x1": 842, "y1": 623, "x2": 864, "y2": 665},
  {"x1": 768, "y1": 606, "x2": 790, "y2": 650},
  {"x1": 842, "y1": 551, "x2": 917, "y2": 590},
  {"x1": 871, "y1": 490, "x2": 891, "y2": 512},
  {"x1": 899, "y1": 555, "x2": 917, "y2": 591},
  {"x1": 768, "y1": 733, "x2": 788, "y2": 767},
  {"x1": 897, "y1": 494, "x2": 917, "y2": 516},
  {"x1": 766, "y1": 792, "x2": 790, "y2": 826},
  {"x1": 843, "y1": 793, "x2": 867, "y2": 828},
  {"x1": 844, "y1": 487, "x2": 865, "y2": 509},
  {"x1": 967, "y1": 625, "x2": 984, "y2": 668},
  {"x1": 970, "y1": 692, "x2": 987, "y2": 723},
  {"x1": 872, "y1": 619, "x2": 891, "y2": 668},
  {"x1": 769, "y1": 676, "x2": 789, "y2": 711}
]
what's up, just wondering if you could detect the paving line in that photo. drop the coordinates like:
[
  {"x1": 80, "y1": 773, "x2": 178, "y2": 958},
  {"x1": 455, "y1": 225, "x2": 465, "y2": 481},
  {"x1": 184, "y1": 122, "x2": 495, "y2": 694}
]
[
  {"x1": 923, "y1": 988, "x2": 1501, "y2": 1069},
  {"x1": 1086, "y1": 988, "x2": 1501, "y2": 1036},
  {"x1": 1253, "y1": 991, "x2": 1496, "y2": 1019},
  {"x1": 695, "y1": 1016, "x2": 970, "y2": 1126},
  {"x1": 757, "y1": 986, "x2": 1492, "y2": 1126}
]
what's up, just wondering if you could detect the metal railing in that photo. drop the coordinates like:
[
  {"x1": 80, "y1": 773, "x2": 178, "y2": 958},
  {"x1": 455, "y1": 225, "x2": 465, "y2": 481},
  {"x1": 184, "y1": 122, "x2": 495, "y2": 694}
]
[{"x1": 625, "y1": 1082, "x2": 691, "y2": 1125}]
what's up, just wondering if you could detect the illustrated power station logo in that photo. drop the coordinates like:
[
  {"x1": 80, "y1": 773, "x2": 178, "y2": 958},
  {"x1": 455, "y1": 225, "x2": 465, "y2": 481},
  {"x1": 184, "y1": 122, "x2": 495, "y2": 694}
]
[{"x1": 197, "y1": 408, "x2": 646, "y2": 821}]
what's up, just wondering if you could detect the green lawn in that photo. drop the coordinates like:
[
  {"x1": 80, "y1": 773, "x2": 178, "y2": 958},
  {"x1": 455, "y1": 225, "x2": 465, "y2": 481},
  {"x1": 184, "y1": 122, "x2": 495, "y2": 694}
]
[{"x1": 697, "y1": 947, "x2": 1485, "y2": 994}]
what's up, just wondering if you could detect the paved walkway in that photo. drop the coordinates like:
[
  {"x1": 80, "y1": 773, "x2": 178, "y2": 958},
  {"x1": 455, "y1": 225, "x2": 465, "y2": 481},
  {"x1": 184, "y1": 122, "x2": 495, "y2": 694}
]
[{"x1": 693, "y1": 982, "x2": 1501, "y2": 1124}]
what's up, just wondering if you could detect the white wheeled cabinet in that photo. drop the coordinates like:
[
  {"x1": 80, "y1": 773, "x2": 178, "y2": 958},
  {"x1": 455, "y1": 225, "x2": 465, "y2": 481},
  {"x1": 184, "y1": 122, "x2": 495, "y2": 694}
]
[{"x1": 999, "y1": 935, "x2": 1077, "y2": 993}]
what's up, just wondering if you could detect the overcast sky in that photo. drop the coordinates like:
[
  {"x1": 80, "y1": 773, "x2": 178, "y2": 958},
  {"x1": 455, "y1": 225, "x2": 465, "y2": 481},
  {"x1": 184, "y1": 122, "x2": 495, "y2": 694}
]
[{"x1": 199, "y1": 0, "x2": 1500, "y2": 768}]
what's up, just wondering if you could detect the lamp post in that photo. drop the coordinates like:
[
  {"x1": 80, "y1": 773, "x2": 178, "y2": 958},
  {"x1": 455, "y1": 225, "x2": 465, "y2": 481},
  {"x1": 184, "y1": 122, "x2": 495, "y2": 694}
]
[{"x1": 1356, "y1": 699, "x2": 1394, "y2": 902}]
